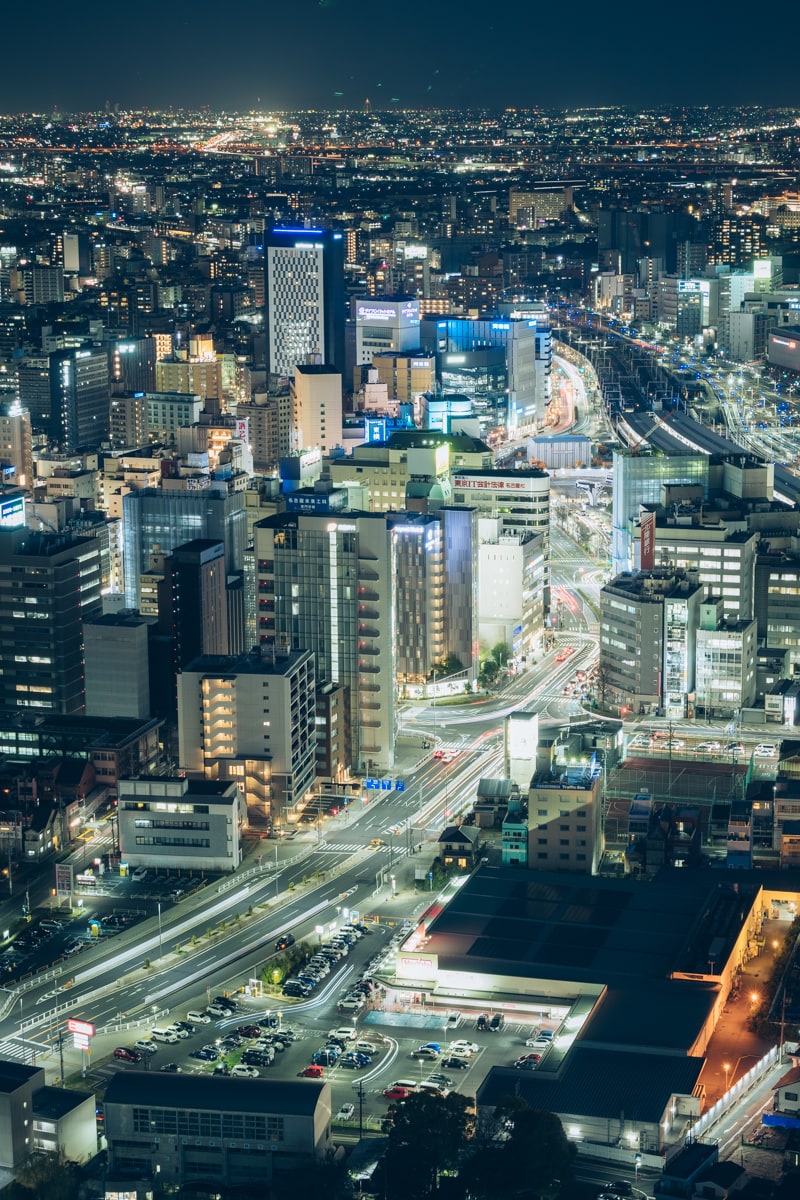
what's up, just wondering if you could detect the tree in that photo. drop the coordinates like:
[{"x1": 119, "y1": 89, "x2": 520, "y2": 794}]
[
  {"x1": 385, "y1": 1091, "x2": 475, "y2": 1198},
  {"x1": 464, "y1": 1101, "x2": 575, "y2": 1199}
]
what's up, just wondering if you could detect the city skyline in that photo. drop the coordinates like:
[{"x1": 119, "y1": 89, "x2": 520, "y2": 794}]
[{"x1": 4, "y1": 0, "x2": 799, "y2": 114}]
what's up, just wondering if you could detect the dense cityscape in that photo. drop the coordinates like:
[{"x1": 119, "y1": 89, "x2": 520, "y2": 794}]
[{"x1": 0, "y1": 102, "x2": 800, "y2": 1200}]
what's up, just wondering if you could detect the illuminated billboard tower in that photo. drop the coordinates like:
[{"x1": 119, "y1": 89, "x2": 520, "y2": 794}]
[
  {"x1": 353, "y1": 296, "x2": 421, "y2": 378},
  {"x1": 265, "y1": 228, "x2": 345, "y2": 379}
]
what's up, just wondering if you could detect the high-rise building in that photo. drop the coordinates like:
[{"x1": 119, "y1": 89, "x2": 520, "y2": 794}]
[
  {"x1": 177, "y1": 648, "x2": 316, "y2": 830},
  {"x1": 352, "y1": 296, "x2": 421, "y2": 380},
  {"x1": 265, "y1": 228, "x2": 345, "y2": 378},
  {"x1": 84, "y1": 611, "x2": 151, "y2": 719},
  {"x1": 0, "y1": 399, "x2": 33, "y2": 488},
  {"x1": 158, "y1": 539, "x2": 229, "y2": 671},
  {"x1": 254, "y1": 510, "x2": 395, "y2": 772},
  {"x1": 695, "y1": 598, "x2": 757, "y2": 718},
  {"x1": 0, "y1": 525, "x2": 103, "y2": 713},
  {"x1": 108, "y1": 335, "x2": 157, "y2": 395},
  {"x1": 289, "y1": 364, "x2": 342, "y2": 455},
  {"x1": 15, "y1": 355, "x2": 53, "y2": 433},
  {"x1": 122, "y1": 486, "x2": 246, "y2": 609},
  {"x1": 48, "y1": 346, "x2": 110, "y2": 452}
]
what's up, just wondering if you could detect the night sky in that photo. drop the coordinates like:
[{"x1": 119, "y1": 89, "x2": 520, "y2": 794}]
[{"x1": 4, "y1": 0, "x2": 798, "y2": 113}]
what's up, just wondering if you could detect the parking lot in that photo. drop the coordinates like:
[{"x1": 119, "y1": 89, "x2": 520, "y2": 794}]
[{"x1": 87, "y1": 922, "x2": 564, "y2": 1127}]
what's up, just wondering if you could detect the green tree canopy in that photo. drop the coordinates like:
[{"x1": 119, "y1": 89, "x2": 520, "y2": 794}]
[{"x1": 385, "y1": 1091, "x2": 475, "y2": 1198}]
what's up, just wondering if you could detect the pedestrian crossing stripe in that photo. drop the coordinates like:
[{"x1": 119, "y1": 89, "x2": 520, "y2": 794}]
[{"x1": 315, "y1": 843, "x2": 407, "y2": 855}]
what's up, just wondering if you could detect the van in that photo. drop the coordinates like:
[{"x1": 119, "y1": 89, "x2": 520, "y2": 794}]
[
  {"x1": 152, "y1": 1027, "x2": 179, "y2": 1044},
  {"x1": 330, "y1": 1025, "x2": 357, "y2": 1041},
  {"x1": 132, "y1": 867, "x2": 149, "y2": 882},
  {"x1": 390, "y1": 1079, "x2": 418, "y2": 1092}
]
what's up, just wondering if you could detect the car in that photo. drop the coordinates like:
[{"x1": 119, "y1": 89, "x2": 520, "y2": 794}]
[
  {"x1": 336, "y1": 1103, "x2": 355, "y2": 1121},
  {"x1": 383, "y1": 1086, "x2": 411, "y2": 1100},
  {"x1": 301, "y1": 1064, "x2": 325, "y2": 1078},
  {"x1": 237, "y1": 1025, "x2": 262, "y2": 1039},
  {"x1": 449, "y1": 1040, "x2": 479, "y2": 1054},
  {"x1": 190, "y1": 1047, "x2": 218, "y2": 1061},
  {"x1": 426, "y1": 1072, "x2": 454, "y2": 1088},
  {"x1": 725, "y1": 742, "x2": 745, "y2": 755},
  {"x1": 330, "y1": 1026, "x2": 357, "y2": 1042},
  {"x1": 515, "y1": 1055, "x2": 542, "y2": 1070},
  {"x1": 220, "y1": 1035, "x2": 243, "y2": 1050},
  {"x1": 187, "y1": 1010, "x2": 211, "y2": 1024},
  {"x1": 441, "y1": 1056, "x2": 470, "y2": 1070},
  {"x1": 340, "y1": 1053, "x2": 368, "y2": 1069},
  {"x1": 213, "y1": 1062, "x2": 231, "y2": 1076},
  {"x1": 206, "y1": 1004, "x2": 228, "y2": 1017},
  {"x1": 755, "y1": 743, "x2": 778, "y2": 757},
  {"x1": 114, "y1": 1047, "x2": 142, "y2": 1063},
  {"x1": 213, "y1": 996, "x2": 237, "y2": 1011},
  {"x1": 445, "y1": 1013, "x2": 461, "y2": 1030},
  {"x1": 166, "y1": 1024, "x2": 190, "y2": 1039},
  {"x1": 159, "y1": 1062, "x2": 181, "y2": 1072},
  {"x1": 696, "y1": 741, "x2": 722, "y2": 753},
  {"x1": 475, "y1": 1014, "x2": 489, "y2": 1031},
  {"x1": 604, "y1": 1184, "x2": 633, "y2": 1198},
  {"x1": 134, "y1": 1039, "x2": 158, "y2": 1055},
  {"x1": 312, "y1": 1050, "x2": 339, "y2": 1067},
  {"x1": 488, "y1": 1015, "x2": 504, "y2": 1033},
  {"x1": 338, "y1": 997, "x2": 364, "y2": 1013},
  {"x1": 231, "y1": 1064, "x2": 259, "y2": 1079},
  {"x1": 275, "y1": 933, "x2": 295, "y2": 951},
  {"x1": 172, "y1": 1020, "x2": 196, "y2": 1033},
  {"x1": 433, "y1": 749, "x2": 444, "y2": 759},
  {"x1": 532, "y1": 1029, "x2": 554, "y2": 1046},
  {"x1": 355, "y1": 1040, "x2": 380, "y2": 1054},
  {"x1": 446, "y1": 1046, "x2": 472, "y2": 1059}
]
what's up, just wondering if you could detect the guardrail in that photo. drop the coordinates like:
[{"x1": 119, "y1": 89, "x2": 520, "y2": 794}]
[
  {"x1": 687, "y1": 1043, "x2": 782, "y2": 1144},
  {"x1": 98, "y1": 1008, "x2": 170, "y2": 1035},
  {"x1": 216, "y1": 846, "x2": 323, "y2": 894}
]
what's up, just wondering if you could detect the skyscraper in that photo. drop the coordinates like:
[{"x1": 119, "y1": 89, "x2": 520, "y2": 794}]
[
  {"x1": 48, "y1": 346, "x2": 110, "y2": 451},
  {"x1": 0, "y1": 525, "x2": 102, "y2": 713},
  {"x1": 265, "y1": 228, "x2": 345, "y2": 378}
]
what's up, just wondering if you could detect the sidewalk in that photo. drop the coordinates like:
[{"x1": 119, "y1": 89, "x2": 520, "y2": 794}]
[{"x1": 699, "y1": 918, "x2": 785, "y2": 1106}]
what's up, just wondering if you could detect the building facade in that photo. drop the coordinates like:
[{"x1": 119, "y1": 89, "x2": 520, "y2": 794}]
[
  {"x1": 117, "y1": 775, "x2": 245, "y2": 872},
  {"x1": 265, "y1": 228, "x2": 345, "y2": 378}
]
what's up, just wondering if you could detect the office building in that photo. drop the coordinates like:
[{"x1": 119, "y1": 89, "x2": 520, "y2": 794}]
[
  {"x1": 63, "y1": 232, "x2": 91, "y2": 276},
  {"x1": 451, "y1": 466, "x2": 551, "y2": 595},
  {"x1": 155, "y1": 358, "x2": 223, "y2": 409},
  {"x1": 477, "y1": 519, "x2": 545, "y2": 660},
  {"x1": 371, "y1": 350, "x2": 436, "y2": 406},
  {"x1": 353, "y1": 295, "x2": 421, "y2": 380},
  {"x1": 393, "y1": 508, "x2": 477, "y2": 688},
  {"x1": 651, "y1": 515, "x2": 757, "y2": 622},
  {"x1": 289, "y1": 364, "x2": 342, "y2": 455},
  {"x1": 177, "y1": 648, "x2": 316, "y2": 828},
  {"x1": 327, "y1": 429, "x2": 492, "y2": 512},
  {"x1": 104, "y1": 1073, "x2": 330, "y2": 1189},
  {"x1": 611, "y1": 448, "x2": 710, "y2": 575},
  {"x1": 16, "y1": 354, "x2": 54, "y2": 433},
  {"x1": 0, "y1": 526, "x2": 103, "y2": 713},
  {"x1": 528, "y1": 761, "x2": 603, "y2": 874},
  {"x1": 146, "y1": 391, "x2": 203, "y2": 441},
  {"x1": 109, "y1": 392, "x2": 148, "y2": 449},
  {"x1": 694, "y1": 598, "x2": 757, "y2": 718},
  {"x1": 122, "y1": 485, "x2": 245, "y2": 609},
  {"x1": 265, "y1": 227, "x2": 345, "y2": 378},
  {"x1": 84, "y1": 611, "x2": 151, "y2": 719},
  {"x1": 254, "y1": 511, "x2": 396, "y2": 772},
  {"x1": 159, "y1": 539, "x2": 228, "y2": 667},
  {"x1": 599, "y1": 569, "x2": 703, "y2": 717},
  {"x1": 48, "y1": 346, "x2": 110, "y2": 452},
  {"x1": 0, "y1": 1061, "x2": 96, "y2": 1170},
  {"x1": 117, "y1": 775, "x2": 245, "y2": 873},
  {"x1": 108, "y1": 335, "x2": 156, "y2": 395}
]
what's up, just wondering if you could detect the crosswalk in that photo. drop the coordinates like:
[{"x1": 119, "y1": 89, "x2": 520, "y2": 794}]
[{"x1": 316, "y1": 842, "x2": 407, "y2": 856}]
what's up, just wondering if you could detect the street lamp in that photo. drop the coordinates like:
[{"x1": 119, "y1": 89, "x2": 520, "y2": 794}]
[{"x1": 723, "y1": 1061, "x2": 731, "y2": 1092}]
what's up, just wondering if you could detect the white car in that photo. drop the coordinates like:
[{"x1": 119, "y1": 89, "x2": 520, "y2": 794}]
[
  {"x1": 187, "y1": 1011, "x2": 211, "y2": 1024},
  {"x1": 167, "y1": 1025, "x2": 190, "y2": 1039},
  {"x1": 231, "y1": 1064, "x2": 259, "y2": 1078},
  {"x1": 755, "y1": 744, "x2": 777, "y2": 757},
  {"x1": 336, "y1": 1103, "x2": 355, "y2": 1121},
  {"x1": 449, "y1": 1040, "x2": 479, "y2": 1054},
  {"x1": 206, "y1": 1004, "x2": 228, "y2": 1017},
  {"x1": 447, "y1": 1046, "x2": 472, "y2": 1059},
  {"x1": 355, "y1": 1040, "x2": 380, "y2": 1054}
]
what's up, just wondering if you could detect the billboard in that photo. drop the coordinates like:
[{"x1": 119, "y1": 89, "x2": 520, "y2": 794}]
[{"x1": 640, "y1": 510, "x2": 656, "y2": 570}]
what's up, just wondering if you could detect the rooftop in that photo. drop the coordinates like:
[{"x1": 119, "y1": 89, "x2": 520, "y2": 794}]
[
  {"x1": 103, "y1": 1072, "x2": 327, "y2": 1116},
  {"x1": 33, "y1": 1084, "x2": 93, "y2": 1119}
]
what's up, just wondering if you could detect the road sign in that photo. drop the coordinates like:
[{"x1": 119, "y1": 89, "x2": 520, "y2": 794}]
[{"x1": 73, "y1": 1033, "x2": 89, "y2": 1050}]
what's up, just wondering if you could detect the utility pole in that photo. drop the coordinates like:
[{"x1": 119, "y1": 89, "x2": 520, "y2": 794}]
[
  {"x1": 58, "y1": 1031, "x2": 65, "y2": 1086},
  {"x1": 354, "y1": 1078, "x2": 365, "y2": 1139}
]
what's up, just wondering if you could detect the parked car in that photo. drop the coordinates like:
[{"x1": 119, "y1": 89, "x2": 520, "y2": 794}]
[
  {"x1": 755, "y1": 743, "x2": 777, "y2": 757},
  {"x1": 114, "y1": 1047, "x2": 141, "y2": 1063},
  {"x1": 441, "y1": 1056, "x2": 470, "y2": 1070},
  {"x1": 449, "y1": 1040, "x2": 479, "y2": 1054},
  {"x1": 206, "y1": 1004, "x2": 228, "y2": 1017},
  {"x1": 383, "y1": 1086, "x2": 411, "y2": 1100},
  {"x1": 475, "y1": 1014, "x2": 489, "y2": 1031},
  {"x1": 134, "y1": 1039, "x2": 158, "y2": 1056},
  {"x1": 231, "y1": 1064, "x2": 259, "y2": 1079},
  {"x1": 159, "y1": 1062, "x2": 181, "y2": 1072},
  {"x1": 300, "y1": 1064, "x2": 324, "y2": 1078},
  {"x1": 489, "y1": 1014, "x2": 505, "y2": 1032},
  {"x1": 237, "y1": 1025, "x2": 262, "y2": 1039},
  {"x1": 187, "y1": 1010, "x2": 211, "y2": 1024},
  {"x1": 190, "y1": 1047, "x2": 219, "y2": 1061}
]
